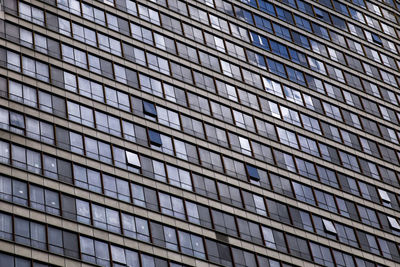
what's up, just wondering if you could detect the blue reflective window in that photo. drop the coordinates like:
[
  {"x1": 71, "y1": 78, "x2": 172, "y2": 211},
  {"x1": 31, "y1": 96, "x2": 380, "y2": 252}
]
[
  {"x1": 349, "y1": 7, "x2": 364, "y2": 22},
  {"x1": 319, "y1": 0, "x2": 333, "y2": 8},
  {"x1": 253, "y1": 52, "x2": 267, "y2": 69},
  {"x1": 312, "y1": 23, "x2": 329, "y2": 40},
  {"x1": 281, "y1": 0, "x2": 296, "y2": 8},
  {"x1": 352, "y1": 0, "x2": 366, "y2": 8},
  {"x1": 143, "y1": 101, "x2": 157, "y2": 117},
  {"x1": 254, "y1": 15, "x2": 273, "y2": 33},
  {"x1": 258, "y1": 0, "x2": 276, "y2": 16},
  {"x1": 385, "y1": 0, "x2": 395, "y2": 7},
  {"x1": 246, "y1": 164, "x2": 260, "y2": 181},
  {"x1": 270, "y1": 40, "x2": 289, "y2": 59},
  {"x1": 267, "y1": 58, "x2": 287, "y2": 78},
  {"x1": 372, "y1": 34, "x2": 383, "y2": 46},
  {"x1": 235, "y1": 7, "x2": 254, "y2": 25},
  {"x1": 333, "y1": 1, "x2": 349, "y2": 16},
  {"x1": 276, "y1": 7, "x2": 294, "y2": 25},
  {"x1": 292, "y1": 32, "x2": 310, "y2": 49},
  {"x1": 294, "y1": 15, "x2": 311, "y2": 32},
  {"x1": 289, "y1": 48, "x2": 308, "y2": 67},
  {"x1": 287, "y1": 67, "x2": 306, "y2": 86},
  {"x1": 241, "y1": 0, "x2": 257, "y2": 8},
  {"x1": 250, "y1": 32, "x2": 269, "y2": 50},
  {"x1": 272, "y1": 23, "x2": 292, "y2": 41},
  {"x1": 331, "y1": 15, "x2": 347, "y2": 31},
  {"x1": 148, "y1": 130, "x2": 162, "y2": 146},
  {"x1": 314, "y1": 7, "x2": 331, "y2": 24},
  {"x1": 297, "y1": 0, "x2": 314, "y2": 16}
]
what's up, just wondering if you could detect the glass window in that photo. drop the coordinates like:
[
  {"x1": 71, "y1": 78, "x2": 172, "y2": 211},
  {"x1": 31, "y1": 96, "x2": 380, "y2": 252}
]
[
  {"x1": 310, "y1": 242, "x2": 334, "y2": 267},
  {"x1": 131, "y1": 184, "x2": 159, "y2": 211},
  {"x1": 387, "y1": 216, "x2": 400, "y2": 230},
  {"x1": 0, "y1": 213, "x2": 12, "y2": 240},
  {"x1": 335, "y1": 223, "x2": 358, "y2": 247},
  {"x1": 246, "y1": 164, "x2": 259, "y2": 181},
  {"x1": 192, "y1": 174, "x2": 218, "y2": 200},
  {"x1": 94, "y1": 111, "x2": 121, "y2": 137},
  {"x1": 67, "y1": 101, "x2": 94, "y2": 127},
  {"x1": 102, "y1": 174, "x2": 130, "y2": 202},
  {"x1": 141, "y1": 254, "x2": 168, "y2": 267},
  {"x1": 217, "y1": 182, "x2": 242, "y2": 208},
  {"x1": 79, "y1": 77, "x2": 104, "y2": 103},
  {"x1": 139, "y1": 74, "x2": 163, "y2": 99},
  {"x1": 73, "y1": 165, "x2": 102, "y2": 193},
  {"x1": 151, "y1": 222, "x2": 178, "y2": 251},
  {"x1": 322, "y1": 218, "x2": 337, "y2": 234},
  {"x1": 205, "y1": 239, "x2": 233, "y2": 266},
  {"x1": 92, "y1": 204, "x2": 121, "y2": 233},
  {"x1": 159, "y1": 192, "x2": 185, "y2": 219},
  {"x1": 126, "y1": 151, "x2": 141, "y2": 167},
  {"x1": 122, "y1": 213, "x2": 150, "y2": 241},
  {"x1": 166, "y1": 165, "x2": 192, "y2": 190},
  {"x1": 157, "y1": 107, "x2": 181, "y2": 130},
  {"x1": 262, "y1": 226, "x2": 287, "y2": 252},
  {"x1": 30, "y1": 186, "x2": 60, "y2": 215},
  {"x1": 178, "y1": 231, "x2": 205, "y2": 259},
  {"x1": 237, "y1": 218, "x2": 262, "y2": 244},
  {"x1": 277, "y1": 127, "x2": 298, "y2": 149},
  {"x1": 75, "y1": 199, "x2": 91, "y2": 224},
  {"x1": 138, "y1": 5, "x2": 160, "y2": 25},
  {"x1": 186, "y1": 201, "x2": 212, "y2": 228},
  {"x1": 292, "y1": 182, "x2": 315, "y2": 205},
  {"x1": 148, "y1": 130, "x2": 163, "y2": 147},
  {"x1": 211, "y1": 209, "x2": 237, "y2": 236},
  {"x1": 286, "y1": 234, "x2": 311, "y2": 260}
]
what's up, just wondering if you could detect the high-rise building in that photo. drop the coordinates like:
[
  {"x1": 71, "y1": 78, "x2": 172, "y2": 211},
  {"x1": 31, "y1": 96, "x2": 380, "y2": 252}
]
[{"x1": 0, "y1": 0, "x2": 400, "y2": 266}]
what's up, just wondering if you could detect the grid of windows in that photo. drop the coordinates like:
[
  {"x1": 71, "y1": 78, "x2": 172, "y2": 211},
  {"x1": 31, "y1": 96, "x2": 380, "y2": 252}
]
[
  {"x1": 2, "y1": 172, "x2": 399, "y2": 261},
  {"x1": 1, "y1": 0, "x2": 400, "y2": 266}
]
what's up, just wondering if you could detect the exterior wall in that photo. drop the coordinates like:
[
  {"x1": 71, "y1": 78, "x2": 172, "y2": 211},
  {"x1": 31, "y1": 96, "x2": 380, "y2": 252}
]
[{"x1": 0, "y1": 0, "x2": 400, "y2": 266}]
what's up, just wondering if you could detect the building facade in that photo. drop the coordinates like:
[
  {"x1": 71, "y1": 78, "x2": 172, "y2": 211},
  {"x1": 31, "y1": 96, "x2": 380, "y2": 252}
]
[{"x1": 0, "y1": 0, "x2": 400, "y2": 266}]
